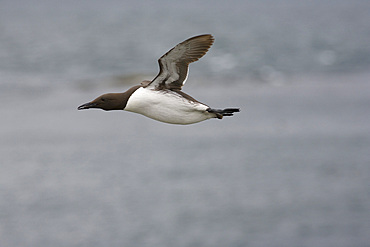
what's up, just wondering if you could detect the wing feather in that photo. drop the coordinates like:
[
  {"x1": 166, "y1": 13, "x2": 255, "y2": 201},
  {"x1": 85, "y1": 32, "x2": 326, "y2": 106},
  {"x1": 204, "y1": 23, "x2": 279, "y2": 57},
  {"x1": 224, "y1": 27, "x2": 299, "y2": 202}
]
[{"x1": 146, "y1": 34, "x2": 214, "y2": 90}]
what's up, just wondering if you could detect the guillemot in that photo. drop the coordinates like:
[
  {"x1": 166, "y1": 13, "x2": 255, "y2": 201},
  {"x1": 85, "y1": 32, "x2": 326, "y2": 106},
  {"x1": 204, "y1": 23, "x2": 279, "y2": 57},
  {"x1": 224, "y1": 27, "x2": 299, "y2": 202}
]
[{"x1": 78, "y1": 34, "x2": 240, "y2": 125}]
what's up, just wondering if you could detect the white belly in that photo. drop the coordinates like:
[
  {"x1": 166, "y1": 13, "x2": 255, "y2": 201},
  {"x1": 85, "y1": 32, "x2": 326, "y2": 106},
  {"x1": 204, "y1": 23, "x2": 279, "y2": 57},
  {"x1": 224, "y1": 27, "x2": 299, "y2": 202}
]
[{"x1": 124, "y1": 87, "x2": 212, "y2": 124}]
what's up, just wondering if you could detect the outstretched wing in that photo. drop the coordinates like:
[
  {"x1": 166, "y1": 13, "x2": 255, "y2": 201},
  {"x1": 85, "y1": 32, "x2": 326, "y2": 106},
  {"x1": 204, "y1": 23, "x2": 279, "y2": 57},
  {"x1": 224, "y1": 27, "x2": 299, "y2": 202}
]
[{"x1": 145, "y1": 34, "x2": 214, "y2": 90}]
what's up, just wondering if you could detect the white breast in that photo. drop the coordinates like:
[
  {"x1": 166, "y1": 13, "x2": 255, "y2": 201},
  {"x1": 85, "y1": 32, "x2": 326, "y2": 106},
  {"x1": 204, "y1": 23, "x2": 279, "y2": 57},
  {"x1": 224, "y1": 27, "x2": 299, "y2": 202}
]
[{"x1": 124, "y1": 87, "x2": 212, "y2": 124}]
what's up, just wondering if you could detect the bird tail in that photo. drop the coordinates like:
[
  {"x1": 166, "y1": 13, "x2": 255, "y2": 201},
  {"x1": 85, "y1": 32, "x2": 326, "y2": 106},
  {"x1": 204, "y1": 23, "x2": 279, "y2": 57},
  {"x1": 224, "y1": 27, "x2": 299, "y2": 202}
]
[{"x1": 207, "y1": 108, "x2": 240, "y2": 119}]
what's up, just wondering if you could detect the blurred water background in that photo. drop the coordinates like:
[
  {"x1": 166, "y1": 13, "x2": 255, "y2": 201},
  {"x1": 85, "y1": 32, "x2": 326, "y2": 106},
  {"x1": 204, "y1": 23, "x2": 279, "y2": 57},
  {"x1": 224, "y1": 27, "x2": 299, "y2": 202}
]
[{"x1": 1, "y1": 0, "x2": 370, "y2": 246}]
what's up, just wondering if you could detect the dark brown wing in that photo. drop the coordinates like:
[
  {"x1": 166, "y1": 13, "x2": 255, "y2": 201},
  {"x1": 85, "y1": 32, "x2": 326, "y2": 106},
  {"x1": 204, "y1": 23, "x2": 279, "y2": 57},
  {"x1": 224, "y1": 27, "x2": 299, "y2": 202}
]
[{"x1": 146, "y1": 34, "x2": 214, "y2": 90}]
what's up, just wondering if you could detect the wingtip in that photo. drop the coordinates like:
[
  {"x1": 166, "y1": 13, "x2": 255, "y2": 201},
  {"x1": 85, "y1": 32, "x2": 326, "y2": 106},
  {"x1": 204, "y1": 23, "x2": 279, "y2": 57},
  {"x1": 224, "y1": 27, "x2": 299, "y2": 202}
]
[
  {"x1": 196, "y1": 33, "x2": 214, "y2": 39},
  {"x1": 193, "y1": 34, "x2": 214, "y2": 44}
]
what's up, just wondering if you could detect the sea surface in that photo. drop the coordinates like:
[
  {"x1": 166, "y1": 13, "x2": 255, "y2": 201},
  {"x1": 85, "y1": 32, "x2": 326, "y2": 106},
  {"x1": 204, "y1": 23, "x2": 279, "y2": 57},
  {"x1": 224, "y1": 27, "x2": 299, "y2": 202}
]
[{"x1": 1, "y1": 1, "x2": 370, "y2": 247}]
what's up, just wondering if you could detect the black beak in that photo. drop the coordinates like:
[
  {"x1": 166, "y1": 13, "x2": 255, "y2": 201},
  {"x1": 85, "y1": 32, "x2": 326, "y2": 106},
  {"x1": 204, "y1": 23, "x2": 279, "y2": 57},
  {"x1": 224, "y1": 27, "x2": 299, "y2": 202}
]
[{"x1": 77, "y1": 102, "x2": 97, "y2": 110}]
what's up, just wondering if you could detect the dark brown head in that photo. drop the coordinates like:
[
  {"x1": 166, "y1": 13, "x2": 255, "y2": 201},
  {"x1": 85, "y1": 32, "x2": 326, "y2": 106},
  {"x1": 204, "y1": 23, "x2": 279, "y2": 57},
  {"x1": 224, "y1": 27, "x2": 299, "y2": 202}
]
[
  {"x1": 78, "y1": 85, "x2": 141, "y2": 111},
  {"x1": 78, "y1": 93, "x2": 126, "y2": 111}
]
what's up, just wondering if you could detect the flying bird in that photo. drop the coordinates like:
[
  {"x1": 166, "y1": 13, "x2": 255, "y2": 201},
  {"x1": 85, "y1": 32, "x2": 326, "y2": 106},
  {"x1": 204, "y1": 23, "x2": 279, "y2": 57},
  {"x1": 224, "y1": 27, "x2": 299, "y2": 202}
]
[{"x1": 78, "y1": 34, "x2": 240, "y2": 124}]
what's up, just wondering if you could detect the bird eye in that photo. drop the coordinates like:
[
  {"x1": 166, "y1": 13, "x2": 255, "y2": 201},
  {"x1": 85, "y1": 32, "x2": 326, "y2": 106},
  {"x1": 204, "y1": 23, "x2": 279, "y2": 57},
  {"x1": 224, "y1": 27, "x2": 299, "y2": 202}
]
[{"x1": 101, "y1": 98, "x2": 105, "y2": 102}]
